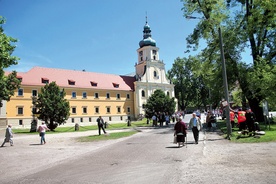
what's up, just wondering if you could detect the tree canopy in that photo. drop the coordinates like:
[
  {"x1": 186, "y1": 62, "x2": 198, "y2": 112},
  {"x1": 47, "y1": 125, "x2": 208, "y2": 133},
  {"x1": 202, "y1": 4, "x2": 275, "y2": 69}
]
[
  {"x1": 144, "y1": 89, "x2": 176, "y2": 118},
  {"x1": 0, "y1": 16, "x2": 21, "y2": 106},
  {"x1": 33, "y1": 82, "x2": 70, "y2": 130},
  {"x1": 181, "y1": 0, "x2": 276, "y2": 119}
]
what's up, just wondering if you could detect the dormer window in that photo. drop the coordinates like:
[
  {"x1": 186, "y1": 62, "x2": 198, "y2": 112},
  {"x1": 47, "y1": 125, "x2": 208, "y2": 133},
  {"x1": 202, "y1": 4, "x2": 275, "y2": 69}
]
[
  {"x1": 16, "y1": 76, "x2": 22, "y2": 82},
  {"x1": 68, "y1": 80, "x2": 75, "y2": 85},
  {"x1": 41, "y1": 78, "x2": 49, "y2": 84},
  {"x1": 90, "y1": 81, "x2": 97, "y2": 87},
  {"x1": 113, "y1": 83, "x2": 119, "y2": 88}
]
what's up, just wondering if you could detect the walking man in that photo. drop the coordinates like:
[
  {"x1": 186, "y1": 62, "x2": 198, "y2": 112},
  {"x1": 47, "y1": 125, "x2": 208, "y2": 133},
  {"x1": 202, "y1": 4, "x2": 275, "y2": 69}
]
[
  {"x1": 97, "y1": 116, "x2": 106, "y2": 135},
  {"x1": 189, "y1": 113, "x2": 202, "y2": 144},
  {"x1": 1, "y1": 124, "x2": 13, "y2": 147}
]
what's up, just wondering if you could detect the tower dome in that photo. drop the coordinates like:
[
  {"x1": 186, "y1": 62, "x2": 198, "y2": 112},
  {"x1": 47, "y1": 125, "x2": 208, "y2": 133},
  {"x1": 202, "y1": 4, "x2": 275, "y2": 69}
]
[{"x1": 139, "y1": 21, "x2": 156, "y2": 48}]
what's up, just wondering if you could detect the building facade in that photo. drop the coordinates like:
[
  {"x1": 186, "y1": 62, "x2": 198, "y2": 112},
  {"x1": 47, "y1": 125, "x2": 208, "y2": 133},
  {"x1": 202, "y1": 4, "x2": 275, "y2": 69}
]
[{"x1": 0, "y1": 20, "x2": 175, "y2": 127}]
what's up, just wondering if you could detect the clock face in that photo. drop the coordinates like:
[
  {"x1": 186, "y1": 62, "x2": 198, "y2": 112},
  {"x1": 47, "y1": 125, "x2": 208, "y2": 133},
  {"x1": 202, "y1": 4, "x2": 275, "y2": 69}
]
[{"x1": 139, "y1": 51, "x2": 143, "y2": 56}]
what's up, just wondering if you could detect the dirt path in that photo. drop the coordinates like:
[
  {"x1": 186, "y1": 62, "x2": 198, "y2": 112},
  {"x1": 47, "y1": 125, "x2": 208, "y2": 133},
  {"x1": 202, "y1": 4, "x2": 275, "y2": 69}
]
[{"x1": 0, "y1": 127, "x2": 275, "y2": 184}]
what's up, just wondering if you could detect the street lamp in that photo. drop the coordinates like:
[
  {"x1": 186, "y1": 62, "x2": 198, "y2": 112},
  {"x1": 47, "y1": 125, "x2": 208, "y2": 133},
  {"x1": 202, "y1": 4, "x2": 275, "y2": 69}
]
[{"x1": 186, "y1": 16, "x2": 232, "y2": 139}]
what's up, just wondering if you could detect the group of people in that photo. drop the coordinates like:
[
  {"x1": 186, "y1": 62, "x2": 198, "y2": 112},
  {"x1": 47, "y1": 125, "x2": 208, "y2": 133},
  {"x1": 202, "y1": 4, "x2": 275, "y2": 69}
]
[
  {"x1": 174, "y1": 112, "x2": 202, "y2": 147},
  {"x1": 234, "y1": 108, "x2": 258, "y2": 135},
  {"x1": 151, "y1": 112, "x2": 171, "y2": 127},
  {"x1": 205, "y1": 111, "x2": 217, "y2": 131},
  {"x1": 1, "y1": 122, "x2": 49, "y2": 147}
]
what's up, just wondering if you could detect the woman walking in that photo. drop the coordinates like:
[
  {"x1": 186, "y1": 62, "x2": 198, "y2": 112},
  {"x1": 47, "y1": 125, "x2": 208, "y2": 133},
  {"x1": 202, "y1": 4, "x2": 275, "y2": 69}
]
[{"x1": 37, "y1": 122, "x2": 49, "y2": 145}]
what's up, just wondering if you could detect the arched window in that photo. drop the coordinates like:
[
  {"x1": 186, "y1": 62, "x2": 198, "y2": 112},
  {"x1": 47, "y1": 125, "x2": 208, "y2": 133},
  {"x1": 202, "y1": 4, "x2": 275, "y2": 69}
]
[
  {"x1": 141, "y1": 90, "x2": 145, "y2": 97},
  {"x1": 167, "y1": 91, "x2": 170, "y2": 96},
  {"x1": 154, "y1": 71, "x2": 157, "y2": 77}
]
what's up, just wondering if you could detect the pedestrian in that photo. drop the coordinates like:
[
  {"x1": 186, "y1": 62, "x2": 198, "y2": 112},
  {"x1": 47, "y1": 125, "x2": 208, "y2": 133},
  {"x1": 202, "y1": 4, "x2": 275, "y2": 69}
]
[
  {"x1": 237, "y1": 108, "x2": 246, "y2": 131},
  {"x1": 206, "y1": 111, "x2": 212, "y2": 131},
  {"x1": 37, "y1": 122, "x2": 49, "y2": 145},
  {"x1": 230, "y1": 110, "x2": 235, "y2": 129},
  {"x1": 189, "y1": 113, "x2": 202, "y2": 144},
  {"x1": 152, "y1": 113, "x2": 157, "y2": 126},
  {"x1": 165, "y1": 112, "x2": 170, "y2": 126},
  {"x1": 174, "y1": 116, "x2": 187, "y2": 147},
  {"x1": 245, "y1": 108, "x2": 256, "y2": 136},
  {"x1": 97, "y1": 116, "x2": 106, "y2": 135},
  {"x1": 1, "y1": 124, "x2": 13, "y2": 147}
]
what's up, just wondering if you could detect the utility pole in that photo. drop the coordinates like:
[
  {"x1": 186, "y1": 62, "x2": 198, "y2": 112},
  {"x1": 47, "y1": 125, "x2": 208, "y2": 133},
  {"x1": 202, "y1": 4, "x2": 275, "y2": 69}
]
[
  {"x1": 218, "y1": 27, "x2": 232, "y2": 139},
  {"x1": 186, "y1": 16, "x2": 232, "y2": 139}
]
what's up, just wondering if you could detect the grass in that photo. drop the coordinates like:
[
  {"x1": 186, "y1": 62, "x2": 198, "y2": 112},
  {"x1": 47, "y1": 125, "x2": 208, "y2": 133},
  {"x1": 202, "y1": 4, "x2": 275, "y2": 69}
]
[
  {"x1": 77, "y1": 131, "x2": 138, "y2": 142},
  {"x1": 12, "y1": 119, "x2": 151, "y2": 134},
  {"x1": 216, "y1": 120, "x2": 276, "y2": 143},
  {"x1": 12, "y1": 120, "x2": 148, "y2": 142}
]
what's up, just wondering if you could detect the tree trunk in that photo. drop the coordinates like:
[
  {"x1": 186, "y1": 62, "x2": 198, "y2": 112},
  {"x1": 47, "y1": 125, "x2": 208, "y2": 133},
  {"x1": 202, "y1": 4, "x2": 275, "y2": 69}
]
[
  {"x1": 248, "y1": 97, "x2": 264, "y2": 122},
  {"x1": 48, "y1": 119, "x2": 58, "y2": 131}
]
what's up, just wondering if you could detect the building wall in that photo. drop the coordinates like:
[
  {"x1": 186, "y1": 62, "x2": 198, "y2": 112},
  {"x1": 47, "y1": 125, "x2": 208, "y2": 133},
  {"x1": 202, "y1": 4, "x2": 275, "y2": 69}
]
[{"x1": 6, "y1": 85, "x2": 135, "y2": 127}]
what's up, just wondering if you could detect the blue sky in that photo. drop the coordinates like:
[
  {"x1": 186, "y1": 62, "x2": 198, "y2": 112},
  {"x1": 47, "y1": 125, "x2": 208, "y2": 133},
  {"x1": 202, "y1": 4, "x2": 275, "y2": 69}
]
[{"x1": 1, "y1": 0, "x2": 200, "y2": 75}]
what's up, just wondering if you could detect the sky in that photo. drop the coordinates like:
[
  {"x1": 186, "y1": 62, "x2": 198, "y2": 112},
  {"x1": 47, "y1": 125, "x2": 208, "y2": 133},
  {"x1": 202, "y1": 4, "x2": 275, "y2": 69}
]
[{"x1": 1, "y1": 0, "x2": 200, "y2": 75}]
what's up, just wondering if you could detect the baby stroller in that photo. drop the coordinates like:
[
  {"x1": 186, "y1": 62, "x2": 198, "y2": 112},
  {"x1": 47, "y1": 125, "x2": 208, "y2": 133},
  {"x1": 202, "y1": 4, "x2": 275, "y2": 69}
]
[{"x1": 210, "y1": 115, "x2": 217, "y2": 130}]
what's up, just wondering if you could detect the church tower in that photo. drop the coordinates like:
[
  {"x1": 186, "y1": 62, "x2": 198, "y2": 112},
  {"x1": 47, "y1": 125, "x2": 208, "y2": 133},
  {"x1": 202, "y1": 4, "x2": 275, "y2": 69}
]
[{"x1": 134, "y1": 18, "x2": 175, "y2": 117}]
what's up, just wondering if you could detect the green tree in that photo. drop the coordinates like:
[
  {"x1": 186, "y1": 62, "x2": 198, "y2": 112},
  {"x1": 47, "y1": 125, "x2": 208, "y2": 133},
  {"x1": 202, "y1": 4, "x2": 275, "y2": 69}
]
[
  {"x1": 168, "y1": 57, "x2": 209, "y2": 111},
  {"x1": 181, "y1": 0, "x2": 276, "y2": 121},
  {"x1": 0, "y1": 16, "x2": 21, "y2": 106},
  {"x1": 144, "y1": 89, "x2": 176, "y2": 118},
  {"x1": 34, "y1": 82, "x2": 70, "y2": 130}
]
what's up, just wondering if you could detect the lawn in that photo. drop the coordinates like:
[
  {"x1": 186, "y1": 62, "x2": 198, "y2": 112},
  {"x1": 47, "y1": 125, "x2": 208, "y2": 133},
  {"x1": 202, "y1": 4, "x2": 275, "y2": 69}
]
[
  {"x1": 216, "y1": 119, "x2": 276, "y2": 143},
  {"x1": 12, "y1": 119, "x2": 151, "y2": 134}
]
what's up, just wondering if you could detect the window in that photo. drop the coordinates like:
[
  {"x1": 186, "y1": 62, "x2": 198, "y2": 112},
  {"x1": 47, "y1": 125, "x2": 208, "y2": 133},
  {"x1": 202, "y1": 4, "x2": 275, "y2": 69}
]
[
  {"x1": 72, "y1": 92, "x2": 76, "y2": 98},
  {"x1": 71, "y1": 118, "x2": 74, "y2": 123},
  {"x1": 154, "y1": 71, "x2": 157, "y2": 77},
  {"x1": 167, "y1": 91, "x2": 170, "y2": 96},
  {"x1": 17, "y1": 107, "x2": 23, "y2": 115},
  {"x1": 90, "y1": 81, "x2": 97, "y2": 87},
  {"x1": 106, "y1": 107, "x2": 110, "y2": 113},
  {"x1": 80, "y1": 118, "x2": 83, "y2": 122},
  {"x1": 113, "y1": 83, "x2": 119, "y2": 88},
  {"x1": 126, "y1": 94, "x2": 130, "y2": 99},
  {"x1": 94, "y1": 93, "x2": 99, "y2": 99},
  {"x1": 32, "y1": 90, "x2": 37, "y2": 97},
  {"x1": 82, "y1": 92, "x2": 87, "y2": 98},
  {"x1": 153, "y1": 50, "x2": 157, "y2": 55},
  {"x1": 141, "y1": 90, "x2": 145, "y2": 97},
  {"x1": 109, "y1": 117, "x2": 112, "y2": 121},
  {"x1": 95, "y1": 107, "x2": 99, "y2": 114},
  {"x1": 127, "y1": 107, "x2": 131, "y2": 113},
  {"x1": 83, "y1": 107, "x2": 87, "y2": 114},
  {"x1": 89, "y1": 117, "x2": 92, "y2": 122},
  {"x1": 18, "y1": 89, "x2": 23, "y2": 96},
  {"x1": 117, "y1": 107, "x2": 121, "y2": 113},
  {"x1": 72, "y1": 107, "x2": 76, "y2": 114},
  {"x1": 139, "y1": 51, "x2": 143, "y2": 56},
  {"x1": 41, "y1": 78, "x2": 49, "y2": 84},
  {"x1": 68, "y1": 80, "x2": 75, "y2": 85},
  {"x1": 19, "y1": 120, "x2": 23, "y2": 125},
  {"x1": 106, "y1": 93, "x2": 110, "y2": 99},
  {"x1": 116, "y1": 94, "x2": 120, "y2": 99}
]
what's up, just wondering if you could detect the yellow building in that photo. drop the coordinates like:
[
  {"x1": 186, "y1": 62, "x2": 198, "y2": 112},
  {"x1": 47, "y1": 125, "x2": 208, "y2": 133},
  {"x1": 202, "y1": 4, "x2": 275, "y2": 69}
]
[{"x1": 0, "y1": 20, "x2": 175, "y2": 127}]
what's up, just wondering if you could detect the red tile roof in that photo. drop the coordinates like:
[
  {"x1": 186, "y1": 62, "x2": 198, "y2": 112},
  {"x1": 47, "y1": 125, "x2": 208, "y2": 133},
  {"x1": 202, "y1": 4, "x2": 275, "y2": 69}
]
[{"x1": 6, "y1": 67, "x2": 135, "y2": 91}]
